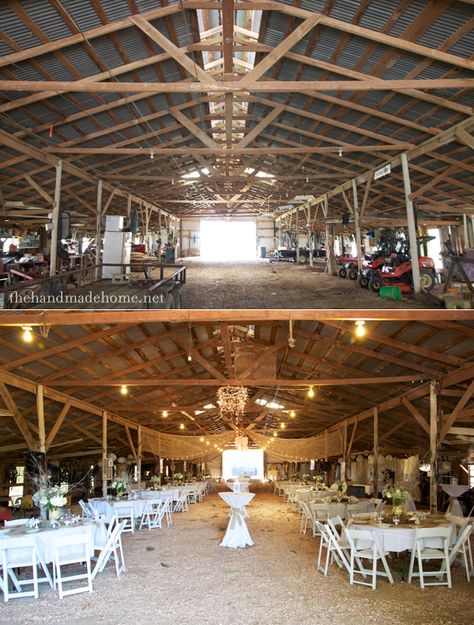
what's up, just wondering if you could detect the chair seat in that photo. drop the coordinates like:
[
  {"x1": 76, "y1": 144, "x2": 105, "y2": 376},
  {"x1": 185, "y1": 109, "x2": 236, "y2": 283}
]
[{"x1": 419, "y1": 547, "x2": 445, "y2": 558}]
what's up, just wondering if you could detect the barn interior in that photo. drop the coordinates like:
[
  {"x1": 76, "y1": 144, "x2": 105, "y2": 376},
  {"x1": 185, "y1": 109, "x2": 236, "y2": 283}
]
[{"x1": 0, "y1": 0, "x2": 473, "y2": 309}]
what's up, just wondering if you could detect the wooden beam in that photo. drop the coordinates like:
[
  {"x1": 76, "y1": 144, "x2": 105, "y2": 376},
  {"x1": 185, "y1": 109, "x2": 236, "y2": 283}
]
[
  {"x1": 456, "y1": 127, "x2": 474, "y2": 150},
  {"x1": 0, "y1": 382, "x2": 36, "y2": 450},
  {"x1": 102, "y1": 411, "x2": 108, "y2": 497},
  {"x1": 429, "y1": 382, "x2": 438, "y2": 514},
  {"x1": 373, "y1": 407, "x2": 379, "y2": 497},
  {"x1": 45, "y1": 402, "x2": 71, "y2": 450},
  {"x1": 219, "y1": 323, "x2": 234, "y2": 378},
  {"x1": 129, "y1": 15, "x2": 216, "y2": 84},
  {"x1": 440, "y1": 378, "x2": 474, "y2": 442},
  {"x1": 401, "y1": 152, "x2": 421, "y2": 294},
  {"x1": 1, "y1": 78, "x2": 471, "y2": 94},
  {"x1": 236, "y1": 104, "x2": 285, "y2": 148},
  {"x1": 244, "y1": 13, "x2": 322, "y2": 82},
  {"x1": 37, "y1": 384, "x2": 46, "y2": 454},
  {"x1": 24, "y1": 175, "x2": 54, "y2": 206},
  {"x1": 125, "y1": 425, "x2": 137, "y2": 460},
  {"x1": 170, "y1": 108, "x2": 219, "y2": 149},
  {"x1": 49, "y1": 374, "x2": 425, "y2": 387},
  {"x1": 49, "y1": 160, "x2": 62, "y2": 277},
  {"x1": 402, "y1": 397, "x2": 430, "y2": 435}
]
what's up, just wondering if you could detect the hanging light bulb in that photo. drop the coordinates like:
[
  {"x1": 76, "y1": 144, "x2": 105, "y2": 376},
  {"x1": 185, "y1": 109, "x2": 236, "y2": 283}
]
[
  {"x1": 307, "y1": 386, "x2": 315, "y2": 399},
  {"x1": 273, "y1": 432, "x2": 278, "y2": 437},
  {"x1": 338, "y1": 148, "x2": 343, "y2": 157},
  {"x1": 187, "y1": 354, "x2": 192, "y2": 362},
  {"x1": 290, "y1": 410, "x2": 296, "y2": 418},
  {"x1": 179, "y1": 423, "x2": 185, "y2": 430},
  {"x1": 280, "y1": 422, "x2": 286, "y2": 429},
  {"x1": 354, "y1": 320, "x2": 366, "y2": 337},
  {"x1": 22, "y1": 326, "x2": 33, "y2": 343},
  {"x1": 120, "y1": 385, "x2": 128, "y2": 396},
  {"x1": 200, "y1": 437, "x2": 204, "y2": 442},
  {"x1": 150, "y1": 151, "x2": 154, "y2": 159},
  {"x1": 162, "y1": 410, "x2": 168, "y2": 418}
]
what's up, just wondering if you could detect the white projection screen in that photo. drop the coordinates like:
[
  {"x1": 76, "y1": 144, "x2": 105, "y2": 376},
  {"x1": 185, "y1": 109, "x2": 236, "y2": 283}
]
[{"x1": 222, "y1": 449, "x2": 264, "y2": 480}]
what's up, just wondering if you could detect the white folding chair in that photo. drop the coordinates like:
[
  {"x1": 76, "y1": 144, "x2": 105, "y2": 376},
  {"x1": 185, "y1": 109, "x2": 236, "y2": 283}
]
[
  {"x1": 1, "y1": 536, "x2": 53, "y2": 602},
  {"x1": 345, "y1": 528, "x2": 394, "y2": 590},
  {"x1": 173, "y1": 491, "x2": 189, "y2": 513},
  {"x1": 407, "y1": 526, "x2": 452, "y2": 589},
  {"x1": 300, "y1": 501, "x2": 313, "y2": 535},
  {"x1": 92, "y1": 520, "x2": 126, "y2": 580},
  {"x1": 4, "y1": 519, "x2": 29, "y2": 527},
  {"x1": 314, "y1": 521, "x2": 349, "y2": 576},
  {"x1": 140, "y1": 499, "x2": 163, "y2": 530},
  {"x1": 162, "y1": 494, "x2": 173, "y2": 526},
  {"x1": 438, "y1": 523, "x2": 473, "y2": 582},
  {"x1": 346, "y1": 503, "x2": 371, "y2": 520},
  {"x1": 79, "y1": 500, "x2": 94, "y2": 519},
  {"x1": 114, "y1": 504, "x2": 135, "y2": 533},
  {"x1": 52, "y1": 534, "x2": 93, "y2": 599}
]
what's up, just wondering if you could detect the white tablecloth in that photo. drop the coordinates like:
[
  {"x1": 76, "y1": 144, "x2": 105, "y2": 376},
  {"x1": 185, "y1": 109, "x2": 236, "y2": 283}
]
[
  {"x1": 89, "y1": 498, "x2": 148, "y2": 521},
  {"x1": 351, "y1": 521, "x2": 455, "y2": 553},
  {"x1": 0, "y1": 520, "x2": 106, "y2": 564},
  {"x1": 218, "y1": 492, "x2": 255, "y2": 548},
  {"x1": 227, "y1": 481, "x2": 250, "y2": 493},
  {"x1": 442, "y1": 485, "x2": 470, "y2": 516},
  {"x1": 310, "y1": 500, "x2": 373, "y2": 520}
]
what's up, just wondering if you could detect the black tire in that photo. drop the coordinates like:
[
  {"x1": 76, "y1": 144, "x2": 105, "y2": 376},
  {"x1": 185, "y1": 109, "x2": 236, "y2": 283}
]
[
  {"x1": 357, "y1": 274, "x2": 369, "y2": 288},
  {"x1": 338, "y1": 267, "x2": 347, "y2": 279},
  {"x1": 368, "y1": 277, "x2": 384, "y2": 292},
  {"x1": 420, "y1": 270, "x2": 436, "y2": 292},
  {"x1": 298, "y1": 253, "x2": 308, "y2": 265},
  {"x1": 348, "y1": 268, "x2": 358, "y2": 280}
]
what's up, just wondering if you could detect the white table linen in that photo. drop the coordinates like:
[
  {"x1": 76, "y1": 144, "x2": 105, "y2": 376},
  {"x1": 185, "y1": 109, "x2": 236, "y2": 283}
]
[
  {"x1": 442, "y1": 484, "x2": 470, "y2": 517},
  {"x1": 351, "y1": 521, "x2": 455, "y2": 553},
  {"x1": 218, "y1": 492, "x2": 255, "y2": 548},
  {"x1": 89, "y1": 498, "x2": 148, "y2": 521},
  {"x1": 0, "y1": 520, "x2": 106, "y2": 564},
  {"x1": 227, "y1": 481, "x2": 250, "y2": 493}
]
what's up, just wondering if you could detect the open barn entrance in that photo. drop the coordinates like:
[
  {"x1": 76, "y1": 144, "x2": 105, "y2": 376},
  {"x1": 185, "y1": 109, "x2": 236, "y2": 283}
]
[{"x1": 200, "y1": 220, "x2": 257, "y2": 261}]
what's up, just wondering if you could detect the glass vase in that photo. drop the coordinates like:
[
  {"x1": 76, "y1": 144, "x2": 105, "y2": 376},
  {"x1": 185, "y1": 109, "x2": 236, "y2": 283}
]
[
  {"x1": 48, "y1": 507, "x2": 60, "y2": 521},
  {"x1": 392, "y1": 502, "x2": 403, "y2": 517}
]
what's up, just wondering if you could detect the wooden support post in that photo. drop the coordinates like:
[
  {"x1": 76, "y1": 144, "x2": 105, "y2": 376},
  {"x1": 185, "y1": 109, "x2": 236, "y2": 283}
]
[
  {"x1": 49, "y1": 160, "x2": 62, "y2": 276},
  {"x1": 102, "y1": 410, "x2": 108, "y2": 497},
  {"x1": 95, "y1": 180, "x2": 103, "y2": 281},
  {"x1": 401, "y1": 152, "x2": 421, "y2": 294},
  {"x1": 295, "y1": 208, "x2": 300, "y2": 264},
  {"x1": 463, "y1": 214, "x2": 469, "y2": 250},
  {"x1": 127, "y1": 194, "x2": 132, "y2": 220},
  {"x1": 429, "y1": 382, "x2": 438, "y2": 514},
  {"x1": 373, "y1": 406, "x2": 379, "y2": 497},
  {"x1": 37, "y1": 384, "x2": 46, "y2": 455},
  {"x1": 351, "y1": 180, "x2": 363, "y2": 275},
  {"x1": 324, "y1": 429, "x2": 328, "y2": 461},
  {"x1": 343, "y1": 421, "x2": 348, "y2": 481},
  {"x1": 137, "y1": 425, "x2": 142, "y2": 487}
]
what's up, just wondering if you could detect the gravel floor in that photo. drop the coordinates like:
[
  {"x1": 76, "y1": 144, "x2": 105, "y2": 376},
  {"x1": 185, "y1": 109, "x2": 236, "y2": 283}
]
[
  {"x1": 180, "y1": 259, "x2": 439, "y2": 309},
  {"x1": 2, "y1": 486, "x2": 473, "y2": 625}
]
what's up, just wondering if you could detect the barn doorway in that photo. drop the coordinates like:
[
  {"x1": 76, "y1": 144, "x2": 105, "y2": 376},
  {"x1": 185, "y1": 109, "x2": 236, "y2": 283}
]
[{"x1": 200, "y1": 220, "x2": 256, "y2": 260}]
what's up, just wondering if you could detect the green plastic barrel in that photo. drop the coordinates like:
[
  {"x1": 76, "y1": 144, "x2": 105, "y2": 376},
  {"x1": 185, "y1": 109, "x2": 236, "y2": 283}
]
[{"x1": 379, "y1": 286, "x2": 401, "y2": 300}]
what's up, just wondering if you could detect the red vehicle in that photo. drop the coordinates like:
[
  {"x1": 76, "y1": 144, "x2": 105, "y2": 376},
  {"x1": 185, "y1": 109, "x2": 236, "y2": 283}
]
[{"x1": 367, "y1": 255, "x2": 437, "y2": 293}]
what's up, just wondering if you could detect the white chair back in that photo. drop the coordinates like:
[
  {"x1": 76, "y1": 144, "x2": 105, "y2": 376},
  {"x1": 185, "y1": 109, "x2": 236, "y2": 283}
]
[{"x1": 52, "y1": 533, "x2": 93, "y2": 599}]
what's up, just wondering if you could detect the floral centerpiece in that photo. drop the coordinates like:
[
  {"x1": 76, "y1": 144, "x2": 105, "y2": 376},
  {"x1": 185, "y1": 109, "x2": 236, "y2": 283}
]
[
  {"x1": 382, "y1": 484, "x2": 411, "y2": 517},
  {"x1": 330, "y1": 480, "x2": 347, "y2": 496},
  {"x1": 174, "y1": 472, "x2": 184, "y2": 484},
  {"x1": 111, "y1": 476, "x2": 129, "y2": 497},
  {"x1": 302, "y1": 473, "x2": 310, "y2": 483},
  {"x1": 150, "y1": 475, "x2": 161, "y2": 491},
  {"x1": 32, "y1": 484, "x2": 68, "y2": 520},
  {"x1": 313, "y1": 475, "x2": 324, "y2": 489}
]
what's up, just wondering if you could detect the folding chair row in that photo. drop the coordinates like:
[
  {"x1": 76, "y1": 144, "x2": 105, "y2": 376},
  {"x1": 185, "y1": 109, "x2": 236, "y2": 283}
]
[{"x1": 0, "y1": 537, "x2": 53, "y2": 602}]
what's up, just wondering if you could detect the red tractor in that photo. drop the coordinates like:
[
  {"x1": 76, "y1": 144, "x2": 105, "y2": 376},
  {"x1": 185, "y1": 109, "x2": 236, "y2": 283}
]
[
  {"x1": 338, "y1": 237, "x2": 396, "y2": 281},
  {"x1": 366, "y1": 240, "x2": 437, "y2": 293}
]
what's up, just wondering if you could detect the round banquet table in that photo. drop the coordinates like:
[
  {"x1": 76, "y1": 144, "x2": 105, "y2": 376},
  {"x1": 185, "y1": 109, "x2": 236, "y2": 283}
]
[
  {"x1": 0, "y1": 519, "x2": 106, "y2": 564},
  {"x1": 218, "y1": 492, "x2": 255, "y2": 548},
  {"x1": 351, "y1": 519, "x2": 455, "y2": 553}
]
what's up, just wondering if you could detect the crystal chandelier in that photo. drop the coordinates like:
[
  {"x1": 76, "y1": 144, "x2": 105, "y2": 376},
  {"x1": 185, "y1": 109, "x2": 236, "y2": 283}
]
[{"x1": 217, "y1": 386, "x2": 248, "y2": 419}]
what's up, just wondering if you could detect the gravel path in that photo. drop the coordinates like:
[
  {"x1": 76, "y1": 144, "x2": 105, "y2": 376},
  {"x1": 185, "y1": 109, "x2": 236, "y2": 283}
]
[{"x1": 2, "y1": 486, "x2": 472, "y2": 625}]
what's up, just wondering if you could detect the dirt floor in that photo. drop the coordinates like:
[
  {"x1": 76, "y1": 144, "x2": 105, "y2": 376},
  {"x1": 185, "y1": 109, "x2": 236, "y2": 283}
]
[
  {"x1": 3, "y1": 486, "x2": 473, "y2": 625},
  {"x1": 180, "y1": 259, "x2": 440, "y2": 309}
]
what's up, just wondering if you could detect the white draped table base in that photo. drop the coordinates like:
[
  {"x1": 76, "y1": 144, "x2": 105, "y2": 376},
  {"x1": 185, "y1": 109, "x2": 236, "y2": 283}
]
[{"x1": 218, "y1": 492, "x2": 255, "y2": 549}]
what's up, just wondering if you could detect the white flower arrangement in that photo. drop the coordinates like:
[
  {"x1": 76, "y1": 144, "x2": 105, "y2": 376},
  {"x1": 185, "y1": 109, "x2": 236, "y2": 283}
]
[
  {"x1": 111, "y1": 476, "x2": 129, "y2": 494},
  {"x1": 330, "y1": 480, "x2": 347, "y2": 494},
  {"x1": 382, "y1": 484, "x2": 410, "y2": 505},
  {"x1": 32, "y1": 485, "x2": 68, "y2": 510},
  {"x1": 313, "y1": 475, "x2": 324, "y2": 487},
  {"x1": 174, "y1": 472, "x2": 184, "y2": 482},
  {"x1": 150, "y1": 475, "x2": 161, "y2": 490}
]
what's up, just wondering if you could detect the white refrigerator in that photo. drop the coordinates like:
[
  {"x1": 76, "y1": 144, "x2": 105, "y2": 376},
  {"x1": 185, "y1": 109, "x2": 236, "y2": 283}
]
[{"x1": 102, "y1": 231, "x2": 131, "y2": 279}]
